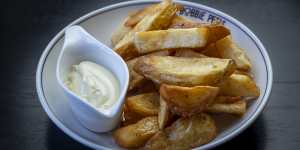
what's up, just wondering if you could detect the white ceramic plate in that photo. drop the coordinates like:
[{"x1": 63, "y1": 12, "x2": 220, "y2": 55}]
[{"x1": 36, "y1": 0, "x2": 273, "y2": 149}]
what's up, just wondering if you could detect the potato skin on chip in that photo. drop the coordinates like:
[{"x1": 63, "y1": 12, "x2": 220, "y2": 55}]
[
  {"x1": 143, "y1": 114, "x2": 217, "y2": 150},
  {"x1": 160, "y1": 84, "x2": 219, "y2": 117},
  {"x1": 126, "y1": 93, "x2": 160, "y2": 116},
  {"x1": 113, "y1": 116, "x2": 159, "y2": 148},
  {"x1": 134, "y1": 56, "x2": 236, "y2": 86}
]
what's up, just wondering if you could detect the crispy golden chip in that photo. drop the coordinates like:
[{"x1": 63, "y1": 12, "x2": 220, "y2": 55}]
[
  {"x1": 234, "y1": 70, "x2": 253, "y2": 78},
  {"x1": 121, "y1": 104, "x2": 144, "y2": 126},
  {"x1": 111, "y1": 16, "x2": 133, "y2": 47},
  {"x1": 113, "y1": 116, "x2": 159, "y2": 148},
  {"x1": 174, "y1": 49, "x2": 208, "y2": 58},
  {"x1": 134, "y1": 56, "x2": 236, "y2": 86},
  {"x1": 114, "y1": 0, "x2": 178, "y2": 60},
  {"x1": 126, "y1": 93, "x2": 160, "y2": 116},
  {"x1": 143, "y1": 114, "x2": 217, "y2": 150},
  {"x1": 216, "y1": 36, "x2": 252, "y2": 70},
  {"x1": 169, "y1": 16, "x2": 230, "y2": 44},
  {"x1": 127, "y1": 57, "x2": 147, "y2": 91},
  {"x1": 127, "y1": 50, "x2": 172, "y2": 91},
  {"x1": 219, "y1": 73, "x2": 260, "y2": 97},
  {"x1": 207, "y1": 99, "x2": 246, "y2": 115},
  {"x1": 158, "y1": 96, "x2": 172, "y2": 129},
  {"x1": 125, "y1": 4, "x2": 159, "y2": 27},
  {"x1": 212, "y1": 96, "x2": 241, "y2": 104},
  {"x1": 169, "y1": 15, "x2": 204, "y2": 29},
  {"x1": 134, "y1": 28, "x2": 209, "y2": 54},
  {"x1": 201, "y1": 43, "x2": 222, "y2": 58},
  {"x1": 160, "y1": 84, "x2": 219, "y2": 117}
]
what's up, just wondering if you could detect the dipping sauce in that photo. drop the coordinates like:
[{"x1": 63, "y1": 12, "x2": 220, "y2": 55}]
[{"x1": 65, "y1": 61, "x2": 120, "y2": 110}]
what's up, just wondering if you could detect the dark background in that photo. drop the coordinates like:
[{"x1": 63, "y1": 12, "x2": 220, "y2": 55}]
[{"x1": 1, "y1": 0, "x2": 300, "y2": 149}]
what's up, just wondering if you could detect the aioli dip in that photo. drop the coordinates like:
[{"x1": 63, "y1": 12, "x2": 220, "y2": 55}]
[{"x1": 65, "y1": 61, "x2": 120, "y2": 110}]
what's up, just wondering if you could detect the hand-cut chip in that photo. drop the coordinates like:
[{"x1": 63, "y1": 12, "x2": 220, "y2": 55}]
[
  {"x1": 134, "y1": 28, "x2": 209, "y2": 54},
  {"x1": 160, "y1": 84, "x2": 219, "y2": 117},
  {"x1": 234, "y1": 70, "x2": 253, "y2": 79},
  {"x1": 201, "y1": 43, "x2": 222, "y2": 58},
  {"x1": 203, "y1": 36, "x2": 252, "y2": 70},
  {"x1": 174, "y1": 49, "x2": 208, "y2": 58},
  {"x1": 125, "y1": 4, "x2": 159, "y2": 27},
  {"x1": 143, "y1": 114, "x2": 217, "y2": 150},
  {"x1": 121, "y1": 104, "x2": 144, "y2": 126},
  {"x1": 216, "y1": 36, "x2": 251, "y2": 70},
  {"x1": 127, "y1": 58, "x2": 148, "y2": 91},
  {"x1": 113, "y1": 116, "x2": 159, "y2": 148},
  {"x1": 134, "y1": 56, "x2": 236, "y2": 86},
  {"x1": 114, "y1": 0, "x2": 178, "y2": 60},
  {"x1": 158, "y1": 96, "x2": 172, "y2": 129},
  {"x1": 111, "y1": 3, "x2": 163, "y2": 46},
  {"x1": 219, "y1": 73, "x2": 260, "y2": 97},
  {"x1": 127, "y1": 50, "x2": 171, "y2": 91},
  {"x1": 111, "y1": 16, "x2": 133, "y2": 47},
  {"x1": 169, "y1": 16, "x2": 230, "y2": 44},
  {"x1": 207, "y1": 99, "x2": 246, "y2": 115},
  {"x1": 212, "y1": 96, "x2": 241, "y2": 103},
  {"x1": 169, "y1": 15, "x2": 204, "y2": 29},
  {"x1": 126, "y1": 93, "x2": 160, "y2": 116}
]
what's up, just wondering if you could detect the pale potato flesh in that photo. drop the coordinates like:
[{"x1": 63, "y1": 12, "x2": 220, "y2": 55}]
[
  {"x1": 134, "y1": 28, "x2": 209, "y2": 54},
  {"x1": 126, "y1": 93, "x2": 160, "y2": 116},
  {"x1": 113, "y1": 116, "x2": 159, "y2": 148},
  {"x1": 134, "y1": 56, "x2": 236, "y2": 86},
  {"x1": 160, "y1": 84, "x2": 219, "y2": 117},
  {"x1": 143, "y1": 114, "x2": 217, "y2": 150}
]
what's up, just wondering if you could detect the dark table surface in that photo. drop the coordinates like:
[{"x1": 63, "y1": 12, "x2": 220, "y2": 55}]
[{"x1": 1, "y1": 0, "x2": 300, "y2": 149}]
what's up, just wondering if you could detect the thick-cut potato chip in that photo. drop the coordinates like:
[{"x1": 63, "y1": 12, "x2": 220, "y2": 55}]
[
  {"x1": 169, "y1": 16, "x2": 230, "y2": 44},
  {"x1": 126, "y1": 93, "x2": 160, "y2": 116},
  {"x1": 212, "y1": 96, "x2": 241, "y2": 104},
  {"x1": 169, "y1": 15, "x2": 204, "y2": 29},
  {"x1": 134, "y1": 28, "x2": 209, "y2": 54},
  {"x1": 160, "y1": 84, "x2": 219, "y2": 117},
  {"x1": 216, "y1": 36, "x2": 251, "y2": 70},
  {"x1": 201, "y1": 43, "x2": 222, "y2": 58},
  {"x1": 134, "y1": 56, "x2": 236, "y2": 86},
  {"x1": 127, "y1": 58, "x2": 148, "y2": 91},
  {"x1": 219, "y1": 73, "x2": 260, "y2": 97},
  {"x1": 113, "y1": 116, "x2": 159, "y2": 148},
  {"x1": 158, "y1": 96, "x2": 172, "y2": 129},
  {"x1": 125, "y1": 4, "x2": 159, "y2": 27},
  {"x1": 111, "y1": 3, "x2": 162, "y2": 46},
  {"x1": 203, "y1": 36, "x2": 251, "y2": 70},
  {"x1": 174, "y1": 49, "x2": 208, "y2": 58},
  {"x1": 207, "y1": 99, "x2": 246, "y2": 115},
  {"x1": 121, "y1": 104, "x2": 144, "y2": 126},
  {"x1": 111, "y1": 17, "x2": 133, "y2": 47},
  {"x1": 127, "y1": 50, "x2": 171, "y2": 91},
  {"x1": 143, "y1": 114, "x2": 217, "y2": 150},
  {"x1": 114, "y1": 0, "x2": 178, "y2": 60}
]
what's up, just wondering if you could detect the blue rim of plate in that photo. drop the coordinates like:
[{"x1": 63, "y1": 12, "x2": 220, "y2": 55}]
[{"x1": 36, "y1": 0, "x2": 273, "y2": 149}]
